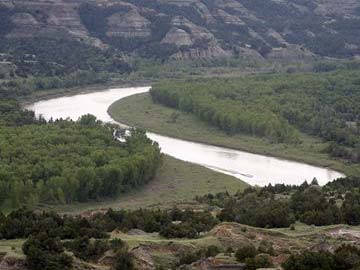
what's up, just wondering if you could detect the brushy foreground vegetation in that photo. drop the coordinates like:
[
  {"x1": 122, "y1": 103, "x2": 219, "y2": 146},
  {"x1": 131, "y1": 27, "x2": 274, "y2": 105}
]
[
  {"x1": 0, "y1": 100, "x2": 161, "y2": 209},
  {"x1": 151, "y1": 70, "x2": 360, "y2": 163},
  {"x1": 1, "y1": 174, "x2": 360, "y2": 270},
  {"x1": 198, "y1": 176, "x2": 360, "y2": 228}
]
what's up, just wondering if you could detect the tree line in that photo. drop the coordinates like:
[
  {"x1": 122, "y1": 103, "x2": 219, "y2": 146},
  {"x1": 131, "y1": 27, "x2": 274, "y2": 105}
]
[
  {"x1": 150, "y1": 81, "x2": 299, "y2": 143},
  {"x1": 0, "y1": 71, "x2": 110, "y2": 100},
  {"x1": 0, "y1": 207, "x2": 217, "y2": 241},
  {"x1": 0, "y1": 206, "x2": 217, "y2": 270},
  {"x1": 151, "y1": 70, "x2": 360, "y2": 161},
  {"x1": 0, "y1": 101, "x2": 162, "y2": 208},
  {"x1": 197, "y1": 176, "x2": 360, "y2": 227},
  {"x1": 3, "y1": 205, "x2": 358, "y2": 270},
  {"x1": 0, "y1": 207, "x2": 217, "y2": 269}
]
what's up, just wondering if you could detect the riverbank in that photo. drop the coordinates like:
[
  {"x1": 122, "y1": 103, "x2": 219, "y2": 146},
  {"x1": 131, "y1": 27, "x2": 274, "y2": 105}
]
[
  {"x1": 20, "y1": 79, "x2": 152, "y2": 106},
  {"x1": 48, "y1": 155, "x2": 247, "y2": 214},
  {"x1": 108, "y1": 93, "x2": 359, "y2": 176}
]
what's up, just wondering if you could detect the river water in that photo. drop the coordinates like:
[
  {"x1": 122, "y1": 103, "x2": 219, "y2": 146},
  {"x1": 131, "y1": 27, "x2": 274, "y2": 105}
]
[{"x1": 26, "y1": 86, "x2": 345, "y2": 186}]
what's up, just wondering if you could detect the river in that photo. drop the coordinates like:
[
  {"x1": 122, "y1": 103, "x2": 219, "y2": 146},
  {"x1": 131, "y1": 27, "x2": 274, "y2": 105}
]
[{"x1": 26, "y1": 86, "x2": 345, "y2": 186}]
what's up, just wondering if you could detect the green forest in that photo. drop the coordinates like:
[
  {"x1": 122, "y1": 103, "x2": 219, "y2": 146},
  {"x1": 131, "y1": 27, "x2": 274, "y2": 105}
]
[
  {"x1": 150, "y1": 70, "x2": 360, "y2": 162},
  {"x1": 0, "y1": 101, "x2": 162, "y2": 208}
]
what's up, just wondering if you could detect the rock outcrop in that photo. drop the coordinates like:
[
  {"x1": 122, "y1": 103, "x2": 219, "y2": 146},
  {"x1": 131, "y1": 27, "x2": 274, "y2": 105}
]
[
  {"x1": 171, "y1": 42, "x2": 232, "y2": 60},
  {"x1": 131, "y1": 245, "x2": 156, "y2": 270},
  {"x1": 267, "y1": 45, "x2": 318, "y2": 63},
  {"x1": 106, "y1": 9, "x2": 151, "y2": 38},
  {"x1": 8, "y1": 13, "x2": 40, "y2": 38},
  {"x1": 162, "y1": 27, "x2": 193, "y2": 47},
  {"x1": 0, "y1": 0, "x2": 359, "y2": 60}
]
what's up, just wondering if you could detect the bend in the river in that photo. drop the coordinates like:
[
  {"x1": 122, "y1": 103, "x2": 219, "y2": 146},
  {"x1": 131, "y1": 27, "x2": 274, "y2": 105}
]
[{"x1": 26, "y1": 86, "x2": 346, "y2": 186}]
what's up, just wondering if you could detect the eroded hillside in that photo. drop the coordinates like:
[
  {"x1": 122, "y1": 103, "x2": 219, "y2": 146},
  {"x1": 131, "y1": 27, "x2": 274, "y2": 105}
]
[{"x1": 1, "y1": 0, "x2": 360, "y2": 62}]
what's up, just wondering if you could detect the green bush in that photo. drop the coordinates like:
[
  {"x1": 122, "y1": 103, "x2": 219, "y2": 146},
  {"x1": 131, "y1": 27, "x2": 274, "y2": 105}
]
[
  {"x1": 283, "y1": 251, "x2": 335, "y2": 270},
  {"x1": 235, "y1": 244, "x2": 257, "y2": 262},
  {"x1": 205, "y1": 245, "x2": 221, "y2": 257},
  {"x1": 65, "y1": 236, "x2": 109, "y2": 261},
  {"x1": 112, "y1": 250, "x2": 134, "y2": 270},
  {"x1": 244, "y1": 254, "x2": 273, "y2": 270},
  {"x1": 22, "y1": 232, "x2": 72, "y2": 270},
  {"x1": 110, "y1": 238, "x2": 127, "y2": 251},
  {"x1": 258, "y1": 240, "x2": 275, "y2": 256},
  {"x1": 179, "y1": 251, "x2": 202, "y2": 265}
]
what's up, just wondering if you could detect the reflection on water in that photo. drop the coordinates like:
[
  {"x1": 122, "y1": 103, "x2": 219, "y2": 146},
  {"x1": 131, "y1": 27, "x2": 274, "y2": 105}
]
[{"x1": 26, "y1": 86, "x2": 346, "y2": 186}]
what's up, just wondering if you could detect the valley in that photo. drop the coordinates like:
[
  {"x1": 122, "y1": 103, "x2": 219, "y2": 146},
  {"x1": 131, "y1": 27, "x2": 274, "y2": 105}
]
[
  {"x1": 0, "y1": 1, "x2": 360, "y2": 269},
  {"x1": 28, "y1": 86, "x2": 344, "y2": 186}
]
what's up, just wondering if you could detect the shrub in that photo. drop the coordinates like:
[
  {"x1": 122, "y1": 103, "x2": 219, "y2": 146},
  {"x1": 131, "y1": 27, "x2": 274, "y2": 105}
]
[
  {"x1": 282, "y1": 251, "x2": 335, "y2": 270},
  {"x1": 254, "y1": 254, "x2": 273, "y2": 268},
  {"x1": 244, "y1": 254, "x2": 273, "y2": 270},
  {"x1": 179, "y1": 251, "x2": 201, "y2": 265},
  {"x1": 22, "y1": 232, "x2": 72, "y2": 270},
  {"x1": 334, "y1": 244, "x2": 360, "y2": 269},
  {"x1": 112, "y1": 250, "x2": 134, "y2": 270},
  {"x1": 65, "y1": 236, "x2": 109, "y2": 261},
  {"x1": 235, "y1": 244, "x2": 257, "y2": 262},
  {"x1": 205, "y1": 245, "x2": 221, "y2": 257},
  {"x1": 258, "y1": 240, "x2": 275, "y2": 256},
  {"x1": 110, "y1": 238, "x2": 127, "y2": 251},
  {"x1": 160, "y1": 222, "x2": 198, "y2": 238}
]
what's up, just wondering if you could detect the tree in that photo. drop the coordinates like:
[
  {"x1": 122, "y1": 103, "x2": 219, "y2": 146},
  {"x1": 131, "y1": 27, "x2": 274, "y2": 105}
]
[
  {"x1": 334, "y1": 245, "x2": 360, "y2": 269},
  {"x1": 282, "y1": 251, "x2": 335, "y2": 270},
  {"x1": 22, "y1": 232, "x2": 72, "y2": 270},
  {"x1": 112, "y1": 250, "x2": 134, "y2": 270},
  {"x1": 235, "y1": 244, "x2": 257, "y2": 262}
]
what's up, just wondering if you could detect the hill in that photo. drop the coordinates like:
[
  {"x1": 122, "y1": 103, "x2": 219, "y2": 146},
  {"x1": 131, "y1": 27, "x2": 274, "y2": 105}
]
[{"x1": 0, "y1": 0, "x2": 359, "y2": 74}]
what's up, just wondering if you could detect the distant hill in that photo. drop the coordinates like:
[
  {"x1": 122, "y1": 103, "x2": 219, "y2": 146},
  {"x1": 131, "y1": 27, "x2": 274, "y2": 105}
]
[{"x1": 0, "y1": 0, "x2": 359, "y2": 66}]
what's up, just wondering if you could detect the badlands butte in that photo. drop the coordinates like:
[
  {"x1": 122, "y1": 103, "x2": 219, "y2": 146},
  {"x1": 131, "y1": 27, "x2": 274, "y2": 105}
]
[{"x1": 0, "y1": 0, "x2": 359, "y2": 62}]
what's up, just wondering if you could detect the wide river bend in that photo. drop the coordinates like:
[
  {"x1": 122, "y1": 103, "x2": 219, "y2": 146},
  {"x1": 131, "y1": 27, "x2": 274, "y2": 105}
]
[{"x1": 26, "y1": 86, "x2": 345, "y2": 186}]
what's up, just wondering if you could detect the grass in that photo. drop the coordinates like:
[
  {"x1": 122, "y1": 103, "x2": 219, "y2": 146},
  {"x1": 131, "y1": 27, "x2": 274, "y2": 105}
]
[
  {"x1": 0, "y1": 239, "x2": 25, "y2": 258},
  {"x1": 110, "y1": 231, "x2": 221, "y2": 250},
  {"x1": 51, "y1": 155, "x2": 247, "y2": 214},
  {"x1": 273, "y1": 222, "x2": 360, "y2": 237},
  {"x1": 110, "y1": 230, "x2": 223, "y2": 268},
  {"x1": 108, "y1": 93, "x2": 359, "y2": 176}
]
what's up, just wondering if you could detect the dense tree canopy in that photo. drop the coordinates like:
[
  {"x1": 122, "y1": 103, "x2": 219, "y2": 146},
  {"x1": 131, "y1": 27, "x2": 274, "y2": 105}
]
[
  {"x1": 0, "y1": 102, "x2": 162, "y2": 208},
  {"x1": 151, "y1": 70, "x2": 360, "y2": 161}
]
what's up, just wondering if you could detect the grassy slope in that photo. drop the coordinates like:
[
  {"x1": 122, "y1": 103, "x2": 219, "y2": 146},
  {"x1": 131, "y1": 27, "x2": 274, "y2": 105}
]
[
  {"x1": 51, "y1": 156, "x2": 247, "y2": 214},
  {"x1": 108, "y1": 93, "x2": 359, "y2": 175},
  {"x1": 0, "y1": 239, "x2": 24, "y2": 258}
]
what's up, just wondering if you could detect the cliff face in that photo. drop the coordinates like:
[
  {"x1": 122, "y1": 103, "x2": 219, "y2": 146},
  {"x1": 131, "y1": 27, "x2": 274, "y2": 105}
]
[
  {"x1": 0, "y1": 0, "x2": 359, "y2": 61},
  {"x1": 106, "y1": 9, "x2": 151, "y2": 38}
]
